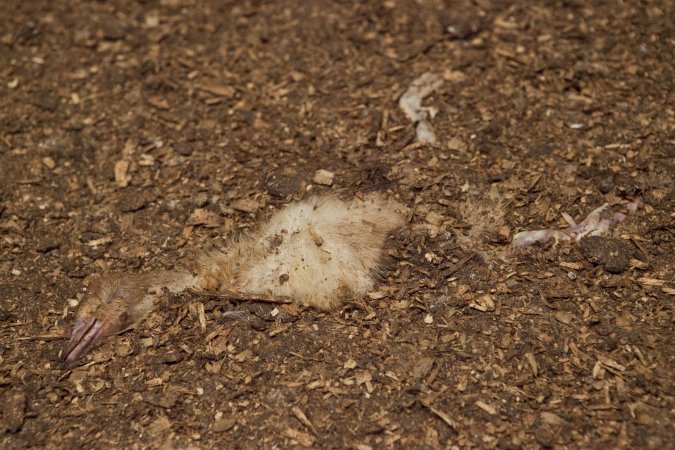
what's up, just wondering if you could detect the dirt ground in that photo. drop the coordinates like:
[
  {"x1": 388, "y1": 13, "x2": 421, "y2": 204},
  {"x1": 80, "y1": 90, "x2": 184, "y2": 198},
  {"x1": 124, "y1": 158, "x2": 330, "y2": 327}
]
[{"x1": 0, "y1": 0, "x2": 673, "y2": 448}]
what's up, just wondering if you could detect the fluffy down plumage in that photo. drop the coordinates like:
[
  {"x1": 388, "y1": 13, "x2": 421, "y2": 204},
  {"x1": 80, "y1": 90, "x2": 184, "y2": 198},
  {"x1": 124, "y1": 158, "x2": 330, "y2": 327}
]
[{"x1": 196, "y1": 194, "x2": 407, "y2": 309}]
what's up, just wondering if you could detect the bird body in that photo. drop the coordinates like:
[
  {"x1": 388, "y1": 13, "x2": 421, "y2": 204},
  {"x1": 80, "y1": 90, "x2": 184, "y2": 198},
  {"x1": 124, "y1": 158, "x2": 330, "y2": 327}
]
[
  {"x1": 62, "y1": 193, "x2": 407, "y2": 368},
  {"x1": 195, "y1": 194, "x2": 406, "y2": 310}
]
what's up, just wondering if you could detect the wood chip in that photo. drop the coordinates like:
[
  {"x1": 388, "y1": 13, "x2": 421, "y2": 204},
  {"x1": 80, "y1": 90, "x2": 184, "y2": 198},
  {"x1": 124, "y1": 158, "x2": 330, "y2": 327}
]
[
  {"x1": 367, "y1": 290, "x2": 386, "y2": 300},
  {"x1": 291, "y1": 406, "x2": 319, "y2": 436},
  {"x1": 187, "y1": 208, "x2": 222, "y2": 228},
  {"x1": 559, "y1": 261, "x2": 583, "y2": 270},
  {"x1": 283, "y1": 428, "x2": 315, "y2": 447},
  {"x1": 114, "y1": 160, "x2": 130, "y2": 187},
  {"x1": 597, "y1": 354, "x2": 626, "y2": 372},
  {"x1": 475, "y1": 400, "x2": 498, "y2": 415},
  {"x1": 196, "y1": 83, "x2": 236, "y2": 98},
  {"x1": 469, "y1": 294, "x2": 495, "y2": 312},
  {"x1": 212, "y1": 416, "x2": 236, "y2": 433},
  {"x1": 268, "y1": 323, "x2": 292, "y2": 337},
  {"x1": 355, "y1": 370, "x2": 374, "y2": 393},
  {"x1": 343, "y1": 358, "x2": 357, "y2": 370},
  {"x1": 42, "y1": 156, "x2": 56, "y2": 169},
  {"x1": 312, "y1": 169, "x2": 334, "y2": 186},
  {"x1": 147, "y1": 415, "x2": 172, "y2": 435},
  {"x1": 145, "y1": 377, "x2": 163, "y2": 387},
  {"x1": 231, "y1": 198, "x2": 260, "y2": 213},
  {"x1": 146, "y1": 95, "x2": 170, "y2": 110},
  {"x1": 233, "y1": 349, "x2": 253, "y2": 363},
  {"x1": 541, "y1": 412, "x2": 566, "y2": 425},
  {"x1": 86, "y1": 236, "x2": 113, "y2": 247},
  {"x1": 637, "y1": 277, "x2": 666, "y2": 286},
  {"x1": 554, "y1": 311, "x2": 574, "y2": 325},
  {"x1": 526, "y1": 352, "x2": 539, "y2": 377},
  {"x1": 425, "y1": 211, "x2": 444, "y2": 226},
  {"x1": 421, "y1": 398, "x2": 458, "y2": 430},
  {"x1": 197, "y1": 302, "x2": 207, "y2": 332}
]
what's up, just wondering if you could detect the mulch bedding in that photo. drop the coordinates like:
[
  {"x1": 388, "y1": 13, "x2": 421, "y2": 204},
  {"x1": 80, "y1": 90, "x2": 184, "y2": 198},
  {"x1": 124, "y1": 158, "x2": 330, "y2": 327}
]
[{"x1": 0, "y1": 1, "x2": 672, "y2": 448}]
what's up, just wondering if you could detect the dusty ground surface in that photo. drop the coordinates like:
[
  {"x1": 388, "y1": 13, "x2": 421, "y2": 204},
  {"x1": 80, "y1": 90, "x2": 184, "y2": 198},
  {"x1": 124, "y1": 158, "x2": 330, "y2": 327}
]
[{"x1": 0, "y1": 0, "x2": 673, "y2": 448}]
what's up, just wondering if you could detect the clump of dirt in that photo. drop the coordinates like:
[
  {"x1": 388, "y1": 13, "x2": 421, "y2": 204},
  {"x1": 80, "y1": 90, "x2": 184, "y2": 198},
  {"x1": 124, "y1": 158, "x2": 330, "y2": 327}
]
[{"x1": 579, "y1": 236, "x2": 636, "y2": 274}]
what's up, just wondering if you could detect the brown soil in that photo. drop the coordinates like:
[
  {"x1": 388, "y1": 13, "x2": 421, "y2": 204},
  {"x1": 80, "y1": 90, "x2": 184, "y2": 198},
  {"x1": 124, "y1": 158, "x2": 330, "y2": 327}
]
[{"x1": 1, "y1": 1, "x2": 673, "y2": 448}]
